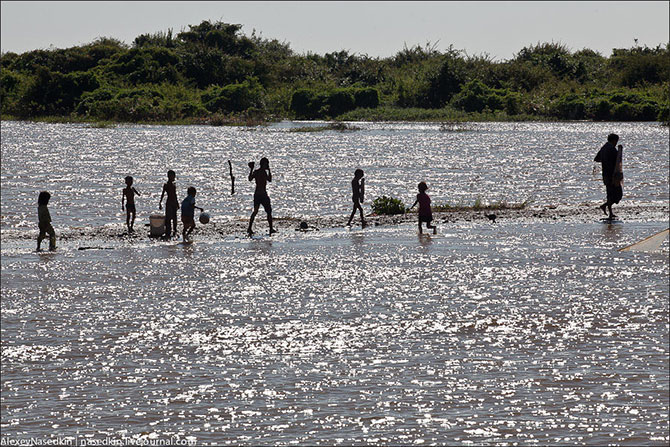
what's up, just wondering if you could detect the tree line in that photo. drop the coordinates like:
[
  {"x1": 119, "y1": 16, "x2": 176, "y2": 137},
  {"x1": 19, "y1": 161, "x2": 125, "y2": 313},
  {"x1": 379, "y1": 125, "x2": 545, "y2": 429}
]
[{"x1": 1, "y1": 20, "x2": 668, "y2": 124}]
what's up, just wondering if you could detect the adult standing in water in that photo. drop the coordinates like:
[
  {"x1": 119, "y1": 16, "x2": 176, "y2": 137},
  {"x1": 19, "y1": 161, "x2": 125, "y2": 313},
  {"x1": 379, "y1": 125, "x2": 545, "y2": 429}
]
[
  {"x1": 247, "y1": 157, "x2": 277, "y2": 236},
  {"x1": 594, "y1": 133, "x2": 623, "y2": 220}
]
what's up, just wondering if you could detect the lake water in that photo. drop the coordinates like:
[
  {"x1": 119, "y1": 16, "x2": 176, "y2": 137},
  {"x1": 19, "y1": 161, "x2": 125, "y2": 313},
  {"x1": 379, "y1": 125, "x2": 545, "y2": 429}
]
[{"x1": 1, "y1": 121, "x2": 669, "y2": 445}]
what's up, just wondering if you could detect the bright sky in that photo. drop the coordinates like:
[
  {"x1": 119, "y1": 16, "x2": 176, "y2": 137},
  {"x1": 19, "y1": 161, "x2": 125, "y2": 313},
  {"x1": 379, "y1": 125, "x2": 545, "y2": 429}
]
[{"x1": 1, "y1": 1, "x2": 668, "y2": 60}]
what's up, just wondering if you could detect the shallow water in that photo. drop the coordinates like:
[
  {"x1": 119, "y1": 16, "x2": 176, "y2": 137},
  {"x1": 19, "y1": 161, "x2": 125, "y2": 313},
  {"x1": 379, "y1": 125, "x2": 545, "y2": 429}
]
[
  {"x1": 1, "y1": 121, "x2": 668, "y2": 230},
  {"x1": 1, "y1": 121, "x2": 669, "y2": 445}
]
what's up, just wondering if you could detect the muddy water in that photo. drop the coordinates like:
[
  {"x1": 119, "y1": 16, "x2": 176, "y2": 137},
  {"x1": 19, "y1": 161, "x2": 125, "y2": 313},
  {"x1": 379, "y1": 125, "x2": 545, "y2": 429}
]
[{"x1": 1, "y1": 121, "x2": 668, "y2": 445}]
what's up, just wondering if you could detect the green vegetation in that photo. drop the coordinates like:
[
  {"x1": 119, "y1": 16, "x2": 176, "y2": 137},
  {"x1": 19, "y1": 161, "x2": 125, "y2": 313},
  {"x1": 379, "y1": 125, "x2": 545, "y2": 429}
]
[
  {"x1": 1, "y1": 21, "x2": 668, "y2": 124},
  {"x1": 372, "y1": 196, "x2": 407, "y2": 215}
]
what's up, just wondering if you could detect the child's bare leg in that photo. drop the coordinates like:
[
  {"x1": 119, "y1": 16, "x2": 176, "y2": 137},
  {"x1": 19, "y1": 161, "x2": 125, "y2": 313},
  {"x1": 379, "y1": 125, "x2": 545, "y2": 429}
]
[
  {"x1": 37, "y1": 230, "x2": 45, "y2": 250},
  {"x1": 347, "y1": 205, "x2": 357, "y2": 226},
  {"x1": 418, "y1": 220, "x2": 423, "y2": 234},
  {"x1": 126, "y1": 210, "x2": 131, "y2": 231},
  {"x1": 358, "y1": 204, "x2": 366, "y2": 228},
  {"x1": 248, "y1": 205, "x2": 259, "y2": 234},
  {"x1": 428, "y1": 223, "x2": 437, "y2": 234},
  {"x1": 267, "y1": 213, "x2": 277, "y2": 234},
  {"x1": 48, "y1": 227, "x2": 56, "y2": 250},
  {"x1": 164, "y1": 218, "x2": 171, "y2": 238},
  {"x1": 172, "y1": 218, "x2": 178, "y2": 237},
  {"x1": 130, "y1": 211, "x2": 136, "y2": 231}
]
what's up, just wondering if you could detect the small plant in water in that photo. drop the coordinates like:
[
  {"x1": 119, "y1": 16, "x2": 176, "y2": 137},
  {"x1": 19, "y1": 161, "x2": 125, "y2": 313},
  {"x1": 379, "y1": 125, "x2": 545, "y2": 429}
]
[{"x1": 372, "y1": 196, "x2": 407, "y2": 215}]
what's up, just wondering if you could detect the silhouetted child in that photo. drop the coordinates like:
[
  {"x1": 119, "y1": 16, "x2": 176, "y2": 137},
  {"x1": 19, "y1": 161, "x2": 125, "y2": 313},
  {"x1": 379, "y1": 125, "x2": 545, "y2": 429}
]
[
  {"x1": 247, "y1": 157, "x2": 276, "y2": 236},
  {"x1": 181, "y1": 186, "x2": 204, "y2": 241},
  {"x1": 347, "y1": 169, "x2": 366, "y2": 228},
  {"x1": 122, "y1": 176, "x2": 141, "y2": 233},
  {"x1": 37, "y1": 191, "x2": 56, "y2": 251},
  {"x1": 159, "y1": 170, "x2": 178, "y2": 238},
  {"x1": 410, "y1": 182, "x2": 437, "y2": 234}
]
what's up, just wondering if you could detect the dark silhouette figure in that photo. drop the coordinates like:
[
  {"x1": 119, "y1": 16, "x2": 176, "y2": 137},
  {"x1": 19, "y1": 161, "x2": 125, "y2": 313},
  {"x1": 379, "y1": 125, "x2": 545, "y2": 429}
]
[
  {"x1": 485, "y1": 213, "x2": 497, "y2": 223},
  {"x1": 347, "y1": 169, "x2": 366, "y2": 228},
  {"x1": 181, "y1": 186, "x2": 204, "y2": 241},
  {"x1": 159, "y1": 170, "x2": 178, "y2": 238},
  {"x1": 594, "y1": 133, "x2": 623, "y2": 220},
  {"x1": 410, "y1": 182, "x2": 437, "y2": 234},
  {"x1": 37, "y1": 191, "x2": 56, "y2": 251},
  {"x1": 122, "y1": 176, "x2": 141, "y2": 233},
  {"x1": 247, "y1": 157, "x2": 276, "y2": 236}
]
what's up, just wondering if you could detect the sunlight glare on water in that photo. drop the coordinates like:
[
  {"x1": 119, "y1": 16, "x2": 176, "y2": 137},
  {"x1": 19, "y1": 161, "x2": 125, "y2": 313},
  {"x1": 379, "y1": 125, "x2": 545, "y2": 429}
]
[{"x1": 1, "y1": 121, "x2": 668, "y2": 445}]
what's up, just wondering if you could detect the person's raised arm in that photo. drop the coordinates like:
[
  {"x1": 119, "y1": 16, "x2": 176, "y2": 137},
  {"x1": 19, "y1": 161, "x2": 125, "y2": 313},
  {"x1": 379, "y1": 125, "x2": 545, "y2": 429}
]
[
  {"x1": 248, "y1": 162, "x2": 255, "y2": 181},
  {"x1": 134, "y1": 187, "x2": 141, "y2": 196},
  {"x1": 266, "y1": 167, "x2": 272, "y2": 182}
]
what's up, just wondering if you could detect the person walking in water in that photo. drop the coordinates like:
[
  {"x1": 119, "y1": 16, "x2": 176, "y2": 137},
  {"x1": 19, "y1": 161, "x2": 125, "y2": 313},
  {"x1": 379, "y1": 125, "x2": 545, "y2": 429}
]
[
  {"x1": 347, "y1": 169, "x2": 366, "y2": 228},
  {"x1": 594, "y1": 133, "x2": 623, "y2": 220},
  {"x1": 159, "y1": 170, "x2": 178, "y2": 238},
  {"x1": 247, "y1": 157, "x2": 276, "y2": 236},
  {"x1": 122, "y1": 176, "x2": 141, "y2": 233},
  {"x1": 37, "y1": 191, "x2": 56, "y2": 251},
  {"x1": 410, "y1": 182, "x2": 437, "y2": 234}
]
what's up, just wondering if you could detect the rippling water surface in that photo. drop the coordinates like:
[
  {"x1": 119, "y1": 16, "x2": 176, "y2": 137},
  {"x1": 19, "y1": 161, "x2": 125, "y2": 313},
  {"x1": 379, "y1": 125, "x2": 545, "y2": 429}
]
[{"x1": 1, "y1": 121, "x2": 669, "y2": 445}]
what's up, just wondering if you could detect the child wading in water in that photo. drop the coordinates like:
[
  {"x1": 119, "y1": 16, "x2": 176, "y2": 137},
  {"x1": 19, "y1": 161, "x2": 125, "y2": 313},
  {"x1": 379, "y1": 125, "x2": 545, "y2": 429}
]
[
  {"x1": 122, "y1": 176, "x2": 141, "y2": 233},
  {"x1": 159, "y1": 170, "x2": 178, "y2": 239},
  {"x1": 410, "y1": 182, "x2": 437, "y2": 234},
  {"x1": 347, "y1": 169, "x2": 366, "y2": 228},
  {"x1": 181, "y1": 186, "x2": 204, "y2": 241},
  {"x1": 37, "y1": 191, "x2": 56, "y2": 251}
]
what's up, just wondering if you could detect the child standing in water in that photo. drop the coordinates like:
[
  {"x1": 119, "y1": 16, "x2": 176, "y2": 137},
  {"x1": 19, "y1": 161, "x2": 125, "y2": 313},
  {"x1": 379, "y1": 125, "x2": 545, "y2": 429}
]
[
  {"x1": 159, "y1": 170, "x2": 178, "y2": 238},
  {"x1": 37, "y1": 191, "x2": 56, "y2": 251},
  {"x1": 247, "y1": 157, "x2": 276, "y2": 236},
  {"x1": 122, "y1": 176, "x2": 141, "y2": 233},
  {"x1": 347, "y1": 169, "x2": 366, "y2": 228},
  {"x1": 181, "y1": 186, "x2": 204, "y2": 241},
  {"x1": 410, "y1": 182, "x2": 437, "y2": 234}
]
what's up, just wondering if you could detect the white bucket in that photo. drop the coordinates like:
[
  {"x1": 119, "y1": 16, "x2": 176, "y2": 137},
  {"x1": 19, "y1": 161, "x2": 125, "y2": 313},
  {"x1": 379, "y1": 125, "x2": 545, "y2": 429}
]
[{"x1": 149, "y1": 214, "x2": 165, "y2": 237}]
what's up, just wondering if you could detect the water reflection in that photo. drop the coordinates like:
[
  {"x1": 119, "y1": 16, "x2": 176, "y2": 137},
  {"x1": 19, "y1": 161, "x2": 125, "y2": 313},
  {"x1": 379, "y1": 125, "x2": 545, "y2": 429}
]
[{"x1": 1, "y1": 121, "x2": 668, "y2": 445}]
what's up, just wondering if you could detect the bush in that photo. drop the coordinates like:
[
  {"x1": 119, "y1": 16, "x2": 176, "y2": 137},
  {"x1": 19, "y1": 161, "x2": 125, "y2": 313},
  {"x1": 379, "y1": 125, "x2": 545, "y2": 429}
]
[
  {"x1": 326, "y1": 89, "x2": 355, "y2": 117},
  {"x1": 451, "y1": 80, "x2": 511, "y2": 113},
  {"x1": 201, "y1": 78, "x2": 265, "y2": 113},
  {"x1": 657, "y1": 103, "x2": 670, "y2": 123},
  {"x1": 552, "y1": 94, "x2": 586, "y2": 119},
  {"x1": 353, "y1": 87, "x2": 379, "y2": 109},
  {"x1": 589, "y1": 98, "x2": 612, "y2": 121},
  {"x1": 290, "y1": 87, "x2": 377, "y2": 118},
  {"x1": 372, "y1": 196, "x2": 406, "y2": 215}
]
